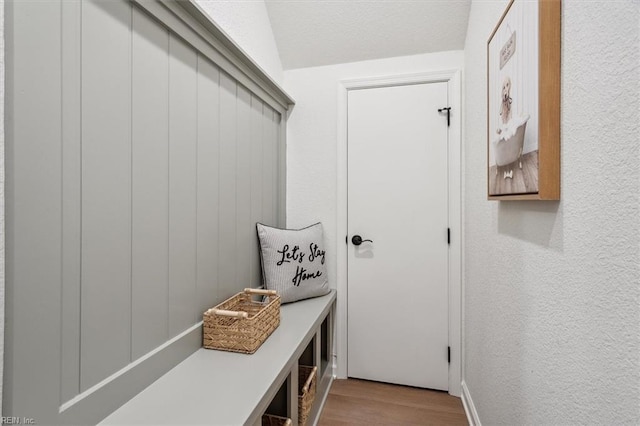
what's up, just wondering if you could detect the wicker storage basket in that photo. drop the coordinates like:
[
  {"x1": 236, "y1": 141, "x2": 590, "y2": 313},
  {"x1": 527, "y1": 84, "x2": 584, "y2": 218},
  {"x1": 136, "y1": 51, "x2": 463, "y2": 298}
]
[
  {"x1": 203, "y1": 288, "x2": 280, "y2": 354},
  {"x1": 261, "y1": 414, "x2": 292, "y2": 426},
  {"x1": 298, "y1": 365, "x2": 318, "y2": 426}
]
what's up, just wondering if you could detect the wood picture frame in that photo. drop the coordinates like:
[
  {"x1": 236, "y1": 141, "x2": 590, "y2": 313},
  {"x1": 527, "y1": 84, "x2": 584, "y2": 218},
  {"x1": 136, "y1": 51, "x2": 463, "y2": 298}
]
[{"x1": 487, "y1": 0, "x2": 561, "y2": 200}]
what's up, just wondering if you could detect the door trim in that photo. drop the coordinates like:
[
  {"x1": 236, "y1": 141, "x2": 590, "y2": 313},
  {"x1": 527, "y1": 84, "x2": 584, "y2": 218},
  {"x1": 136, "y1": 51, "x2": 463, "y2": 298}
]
[{"x1": 336, "y1": 70, "x2": 462, "y2": 397}]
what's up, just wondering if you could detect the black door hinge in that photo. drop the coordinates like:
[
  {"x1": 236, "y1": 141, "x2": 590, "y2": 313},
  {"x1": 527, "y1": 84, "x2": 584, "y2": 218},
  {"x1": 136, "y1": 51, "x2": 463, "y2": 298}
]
[
  {"x1": 438, "y1": 107, "x2": 451, "y2": 127},
  {"x1": 448, "y1": 346, "x2": 451, "y2": 364},
  {"x1": 447, "y1": 228, "x2": 451, "y2": 245},
  {"x1": 346, "y1": 235, "x2": 348, "y2": 244}
]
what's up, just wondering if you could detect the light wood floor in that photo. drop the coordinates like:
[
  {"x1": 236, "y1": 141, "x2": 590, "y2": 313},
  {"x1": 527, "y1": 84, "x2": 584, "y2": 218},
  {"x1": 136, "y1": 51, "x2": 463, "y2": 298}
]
[
  {"x1": 489, "y1": 150, "x2": 539, "y2": 195},
  {"x1": 318, "y1": 379, "x2": 468, "y2": 426}
]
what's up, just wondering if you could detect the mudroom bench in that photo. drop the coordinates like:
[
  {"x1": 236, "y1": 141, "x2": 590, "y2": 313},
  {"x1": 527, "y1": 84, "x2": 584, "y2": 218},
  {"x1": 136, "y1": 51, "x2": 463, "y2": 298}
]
[{"x1": 100, "y1": 290, "x2": 336, "y2": 425}]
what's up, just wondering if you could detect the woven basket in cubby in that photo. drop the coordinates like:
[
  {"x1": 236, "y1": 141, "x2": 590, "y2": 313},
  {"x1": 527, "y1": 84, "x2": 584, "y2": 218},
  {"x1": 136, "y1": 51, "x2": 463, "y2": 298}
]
[
  {"x1": 261, "y1": 414, "x2": 292, "y2": 426},
  {"x1": 298, "y1": 365, "x2": 318, "y2": 426}
]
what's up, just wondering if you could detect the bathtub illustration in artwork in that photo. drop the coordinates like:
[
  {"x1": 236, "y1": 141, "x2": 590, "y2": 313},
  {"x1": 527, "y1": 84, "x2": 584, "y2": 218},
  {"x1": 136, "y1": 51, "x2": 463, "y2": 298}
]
[{"x1": 493, "y1": 114, "x2": 530, "y2": 178}]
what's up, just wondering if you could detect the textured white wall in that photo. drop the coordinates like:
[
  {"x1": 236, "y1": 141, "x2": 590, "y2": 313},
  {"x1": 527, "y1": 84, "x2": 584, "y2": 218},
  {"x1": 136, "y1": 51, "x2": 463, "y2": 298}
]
[
  {"x1": 195, "y1": 0, "x2": 283, "y2": 84},
  {"x1": 463, "y1": 0, "x2": 639, "y2": 424},
  {"x1": 284, "y1": 51, "x2": 464, "y2": 288}
]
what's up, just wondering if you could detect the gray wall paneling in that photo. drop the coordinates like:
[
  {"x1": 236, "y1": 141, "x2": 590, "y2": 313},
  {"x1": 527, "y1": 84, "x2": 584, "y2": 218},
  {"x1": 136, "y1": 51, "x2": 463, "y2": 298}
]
[
  {"x1": 236, "y1": 86, "x2": 253, "y2": 292},
  {"x1": 131, "y1": 7, "x2": 170, "y2": 360},
  {"x1": 80, "y1": 0, "x2": 133, "y2": 391},
  {"x1": 5, "y1": 0, "x2": 63, "y2": 421},
  {"x1": 168, "y1": 34, "x2": 199, "y2": 338},
  {"x1": 250, "y1": 96, "x2": 264, "y2": 289},
  {"x1": 61, "y1": 0, "x2": 83, "y2": 404},
  {"x1": 263, "y1": 107, "x2": 275, "y2": 227},
  {"x1": 196, "y1": 56, "x2": 221, "y2": 315},
  {"x1": 278, "y1": 114, "x2": 287, "y2": 226},
  {"x1": 218, "y1": 72, "x2": 238, "y2": 301},
  {"x1": 4, "y1": 0, "x2": 293, "y2": 424},
  {"x1": 273, "y1": 111, "x2": 283, "y2": 225}
]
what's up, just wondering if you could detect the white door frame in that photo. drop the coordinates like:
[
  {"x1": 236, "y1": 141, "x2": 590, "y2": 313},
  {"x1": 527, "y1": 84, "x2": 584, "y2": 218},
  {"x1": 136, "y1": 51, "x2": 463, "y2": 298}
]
[{"x1": 336, "y1": 70, "x2": 462, "y2": 397}]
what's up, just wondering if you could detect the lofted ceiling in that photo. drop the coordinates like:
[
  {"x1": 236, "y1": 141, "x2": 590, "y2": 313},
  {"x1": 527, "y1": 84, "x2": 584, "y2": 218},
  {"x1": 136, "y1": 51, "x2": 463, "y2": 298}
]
[{"x1": 264, "y1": 0, "x2": 472, "y2": 70}]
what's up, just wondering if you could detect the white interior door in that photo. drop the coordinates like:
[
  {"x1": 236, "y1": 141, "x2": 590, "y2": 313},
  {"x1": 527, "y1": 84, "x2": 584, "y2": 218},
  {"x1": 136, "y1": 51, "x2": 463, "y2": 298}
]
[{"x1": 347, "y1": 82, "x2": 449, "y2": 390}]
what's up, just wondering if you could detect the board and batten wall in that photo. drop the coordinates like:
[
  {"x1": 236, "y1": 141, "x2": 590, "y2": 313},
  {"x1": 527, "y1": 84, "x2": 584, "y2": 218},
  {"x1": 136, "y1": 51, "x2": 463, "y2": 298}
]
[{"x1": 4, "y1": 0, "x2": 292, "y2": 424}]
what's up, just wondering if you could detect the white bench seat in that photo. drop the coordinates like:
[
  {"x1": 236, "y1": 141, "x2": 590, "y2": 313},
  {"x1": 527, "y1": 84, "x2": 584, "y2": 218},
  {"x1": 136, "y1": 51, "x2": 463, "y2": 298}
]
[{"x1": 100, "y1": 290, "x2": 336, "y2": 425}]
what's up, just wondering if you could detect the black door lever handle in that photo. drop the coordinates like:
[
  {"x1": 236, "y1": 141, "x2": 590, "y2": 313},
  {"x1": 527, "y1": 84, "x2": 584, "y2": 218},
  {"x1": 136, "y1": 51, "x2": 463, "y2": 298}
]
[{"x1": 352, "y1": 235, "x2": 373, "y2": 246}]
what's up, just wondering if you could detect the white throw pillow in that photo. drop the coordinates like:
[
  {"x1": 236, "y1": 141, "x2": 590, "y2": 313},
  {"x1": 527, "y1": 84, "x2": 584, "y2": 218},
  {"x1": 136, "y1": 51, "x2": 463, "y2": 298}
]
[{"x1": 256, "y1": 222, "x2": 330, "y2": 304}]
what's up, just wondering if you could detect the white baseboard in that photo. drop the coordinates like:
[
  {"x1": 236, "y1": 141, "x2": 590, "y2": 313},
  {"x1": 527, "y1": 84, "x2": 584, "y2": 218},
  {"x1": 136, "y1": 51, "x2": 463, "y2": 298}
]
[{"x1": 461, "y1": 380, "x2": 481, "y2": 426}]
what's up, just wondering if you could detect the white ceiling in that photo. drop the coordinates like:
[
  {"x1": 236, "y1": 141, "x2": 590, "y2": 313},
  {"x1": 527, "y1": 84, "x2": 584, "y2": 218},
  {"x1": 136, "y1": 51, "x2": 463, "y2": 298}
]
[{"x1": 264, "y1": 0, "x2": 472, "y2": 70}]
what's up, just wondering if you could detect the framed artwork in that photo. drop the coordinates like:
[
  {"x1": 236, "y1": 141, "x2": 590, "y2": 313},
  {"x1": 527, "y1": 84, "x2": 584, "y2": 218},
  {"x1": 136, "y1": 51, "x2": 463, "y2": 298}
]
[{"x1": 487, "y1": 0, "x2": 561, "y2": 200}]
